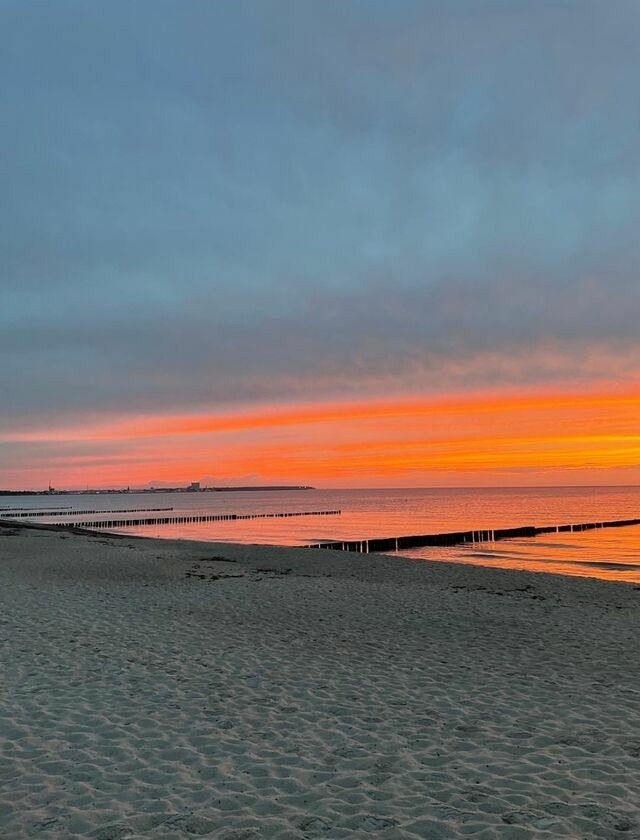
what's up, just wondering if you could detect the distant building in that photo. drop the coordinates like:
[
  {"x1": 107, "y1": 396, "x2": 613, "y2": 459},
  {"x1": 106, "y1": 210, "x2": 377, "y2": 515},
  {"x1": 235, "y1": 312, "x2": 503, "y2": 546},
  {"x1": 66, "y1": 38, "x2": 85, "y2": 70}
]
[{"x1": 188, "y1": 481, "x2": 200, "y2": 491}]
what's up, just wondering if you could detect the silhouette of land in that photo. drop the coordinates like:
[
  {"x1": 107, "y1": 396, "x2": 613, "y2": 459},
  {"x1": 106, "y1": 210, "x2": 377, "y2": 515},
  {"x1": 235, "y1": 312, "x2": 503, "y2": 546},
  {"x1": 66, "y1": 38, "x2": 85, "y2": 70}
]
[{"x1": 0, "y1": 485, "x2": 315, "y2": 496}]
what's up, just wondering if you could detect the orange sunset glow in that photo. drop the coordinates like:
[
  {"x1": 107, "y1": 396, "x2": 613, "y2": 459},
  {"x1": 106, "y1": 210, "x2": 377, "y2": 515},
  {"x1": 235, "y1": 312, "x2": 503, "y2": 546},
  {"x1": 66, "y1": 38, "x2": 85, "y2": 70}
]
[{"x1": 5, "y1": 384, "x2": 640, "y2": 489}]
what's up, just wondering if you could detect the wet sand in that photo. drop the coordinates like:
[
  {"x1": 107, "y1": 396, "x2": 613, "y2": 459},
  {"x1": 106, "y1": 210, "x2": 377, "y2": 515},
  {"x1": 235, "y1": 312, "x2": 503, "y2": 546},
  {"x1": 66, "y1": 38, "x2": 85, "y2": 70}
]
[{"x1": 1, "y1": 521, "x2": 639, "y2": 838}]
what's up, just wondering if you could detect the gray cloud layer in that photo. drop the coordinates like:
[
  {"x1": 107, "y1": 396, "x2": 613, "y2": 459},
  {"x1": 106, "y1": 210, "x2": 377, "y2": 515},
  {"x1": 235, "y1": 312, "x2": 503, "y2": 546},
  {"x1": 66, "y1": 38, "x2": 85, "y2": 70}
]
[{"x1": 2, "y1": 0, "x2": 639, "y2": 427}]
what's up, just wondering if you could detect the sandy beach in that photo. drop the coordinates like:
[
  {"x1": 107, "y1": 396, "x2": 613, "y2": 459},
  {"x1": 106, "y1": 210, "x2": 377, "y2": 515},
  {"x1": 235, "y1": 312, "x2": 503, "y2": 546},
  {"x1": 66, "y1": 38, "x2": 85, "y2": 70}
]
[{"x1": 1, "y1": 521, "x2": 639, "y2": 839}]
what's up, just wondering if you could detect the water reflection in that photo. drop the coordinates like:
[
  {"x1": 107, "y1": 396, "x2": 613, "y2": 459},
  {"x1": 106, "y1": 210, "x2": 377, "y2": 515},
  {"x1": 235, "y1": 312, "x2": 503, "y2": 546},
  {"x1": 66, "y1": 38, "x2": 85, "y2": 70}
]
[
  {"x1": 5, "y1": 486, "x2": 640, "y2": 583},
  {"x1": 402, "y1": 525, "x2": 640, "y2": 583}
]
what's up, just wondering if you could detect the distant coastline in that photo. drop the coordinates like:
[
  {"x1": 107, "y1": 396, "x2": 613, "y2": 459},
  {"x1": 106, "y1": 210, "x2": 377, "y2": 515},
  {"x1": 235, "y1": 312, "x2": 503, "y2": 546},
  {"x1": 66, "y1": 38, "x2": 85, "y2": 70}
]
[{"x1": 0, "y1": 485, "x2": 315, "y2": 496}]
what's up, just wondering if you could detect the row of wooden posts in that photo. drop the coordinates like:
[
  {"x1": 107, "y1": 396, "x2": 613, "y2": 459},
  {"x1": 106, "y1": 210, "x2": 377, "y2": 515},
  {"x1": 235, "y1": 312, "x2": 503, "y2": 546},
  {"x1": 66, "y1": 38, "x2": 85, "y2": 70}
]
[
  {"x1": 59, "y1": 509, "x2": 342, "y2": 529},
  {"x1": 309, "y1": 517, "x2": 640, "y2": 553},
  {"x1": 0, "y1": 506, "x2": 72, "y2": 512},
  {"x1": 2, "y1": 507, "x2": 175, "y2": 519}
]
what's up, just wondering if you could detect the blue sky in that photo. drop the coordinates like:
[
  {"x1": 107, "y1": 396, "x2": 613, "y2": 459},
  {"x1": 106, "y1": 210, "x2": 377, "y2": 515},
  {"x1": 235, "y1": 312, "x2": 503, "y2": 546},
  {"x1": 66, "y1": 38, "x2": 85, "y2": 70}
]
[{"x1": 2, "y1": 0, "x2": 640, "y2": 434}]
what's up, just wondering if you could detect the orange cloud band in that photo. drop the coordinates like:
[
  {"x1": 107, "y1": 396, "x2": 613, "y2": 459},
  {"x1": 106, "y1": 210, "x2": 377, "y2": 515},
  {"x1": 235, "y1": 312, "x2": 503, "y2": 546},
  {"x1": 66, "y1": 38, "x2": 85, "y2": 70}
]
[{"x1": 3, "y1": 383, "x2": 640, "y2": 488}]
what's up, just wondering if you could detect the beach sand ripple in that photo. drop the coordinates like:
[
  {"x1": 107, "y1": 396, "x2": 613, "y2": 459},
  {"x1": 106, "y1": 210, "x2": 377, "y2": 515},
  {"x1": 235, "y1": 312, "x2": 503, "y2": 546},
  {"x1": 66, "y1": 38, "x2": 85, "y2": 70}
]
[{"x1": 1, "y1": 524, "x2": 639, "y2": 838}]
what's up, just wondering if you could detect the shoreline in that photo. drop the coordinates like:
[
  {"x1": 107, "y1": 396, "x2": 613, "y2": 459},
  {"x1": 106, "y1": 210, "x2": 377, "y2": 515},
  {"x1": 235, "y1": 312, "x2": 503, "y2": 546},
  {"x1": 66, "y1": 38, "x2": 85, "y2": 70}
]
[
  {"x1": 4, "y1": 516, "x2": 640, "y2": 588},
  {"x1": 1, "y1": 521, "x2": 639, "y2": 838}
]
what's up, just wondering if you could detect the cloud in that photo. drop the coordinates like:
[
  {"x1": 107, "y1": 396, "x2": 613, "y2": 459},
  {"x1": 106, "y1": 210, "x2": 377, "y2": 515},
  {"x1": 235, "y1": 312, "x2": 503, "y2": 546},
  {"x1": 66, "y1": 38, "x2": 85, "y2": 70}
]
[{"x1": 1, "y1": 0, "x2": 639, "y2": 432}]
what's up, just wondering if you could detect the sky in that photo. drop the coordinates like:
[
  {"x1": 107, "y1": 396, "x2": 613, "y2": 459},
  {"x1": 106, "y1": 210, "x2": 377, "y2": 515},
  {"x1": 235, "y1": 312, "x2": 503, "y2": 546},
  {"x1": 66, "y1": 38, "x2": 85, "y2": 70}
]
[{"x1": 2, "y1": 0, "x2": 640, "y2": 489}]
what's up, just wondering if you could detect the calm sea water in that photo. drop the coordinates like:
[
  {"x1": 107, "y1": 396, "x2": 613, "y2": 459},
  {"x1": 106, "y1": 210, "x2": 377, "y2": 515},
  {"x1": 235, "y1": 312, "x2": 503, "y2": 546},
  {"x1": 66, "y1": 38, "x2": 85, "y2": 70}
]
[{"x1": 3, "y1": 486, "x2": 640, "y2": 583}]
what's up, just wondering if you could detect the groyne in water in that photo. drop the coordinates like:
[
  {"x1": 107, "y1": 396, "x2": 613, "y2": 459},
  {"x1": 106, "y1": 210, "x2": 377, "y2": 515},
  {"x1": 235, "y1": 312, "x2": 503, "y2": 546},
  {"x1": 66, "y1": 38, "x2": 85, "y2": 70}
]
[
  {"x1": 2, "y1": 507, "x2": 175, "y2": 519},
  {"x1": 310, "y1": 517, "x2": 640, "y2": 553},
  {"x1": 0, "y1": 506, "x2": 72, "y2": 512},
  {"x1": 57, "y1": 509, "x2": 342, "y2": 529}
]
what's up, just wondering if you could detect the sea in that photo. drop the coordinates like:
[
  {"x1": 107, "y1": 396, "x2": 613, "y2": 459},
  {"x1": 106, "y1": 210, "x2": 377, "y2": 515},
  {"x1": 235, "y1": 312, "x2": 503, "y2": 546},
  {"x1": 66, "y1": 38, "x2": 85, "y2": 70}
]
[{"x1": 3, "y1": 486, "x2": 640, "y2": 583}]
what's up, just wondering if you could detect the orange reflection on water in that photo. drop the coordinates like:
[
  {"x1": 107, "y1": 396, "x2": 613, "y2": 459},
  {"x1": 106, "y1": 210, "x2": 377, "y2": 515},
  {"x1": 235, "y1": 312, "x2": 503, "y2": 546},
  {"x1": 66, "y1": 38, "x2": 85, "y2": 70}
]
[
  {"x1": 401, "y1": 525, "x2": 640, "y2": 583},
  {"x1": 95, "y1": 486, "x2": 640, "y2": 584}
]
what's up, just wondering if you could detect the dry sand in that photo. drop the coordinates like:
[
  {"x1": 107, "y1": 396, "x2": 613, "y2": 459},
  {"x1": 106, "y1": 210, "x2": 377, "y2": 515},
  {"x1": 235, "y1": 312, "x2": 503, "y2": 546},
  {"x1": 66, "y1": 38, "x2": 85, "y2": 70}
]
[{"x1": 1, "y1": 521, "x2": 639, "y2": 839}]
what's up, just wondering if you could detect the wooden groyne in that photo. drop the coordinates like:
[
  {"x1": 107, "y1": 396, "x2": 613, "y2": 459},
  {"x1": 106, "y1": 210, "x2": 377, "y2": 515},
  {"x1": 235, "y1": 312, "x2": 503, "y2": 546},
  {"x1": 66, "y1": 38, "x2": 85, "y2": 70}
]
[
  {"x1": 0, "y1": 506, "x2": 72, "y2": 512},
  {"x1": 309, "y1": 517, "x2": 640, "y2": 553},
  {"x1": 62, "y1": 509, "x2": 342, "y2": 530},
  {"x1": 2, "y1": 506, "x2": 175, "y2": 519}
]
